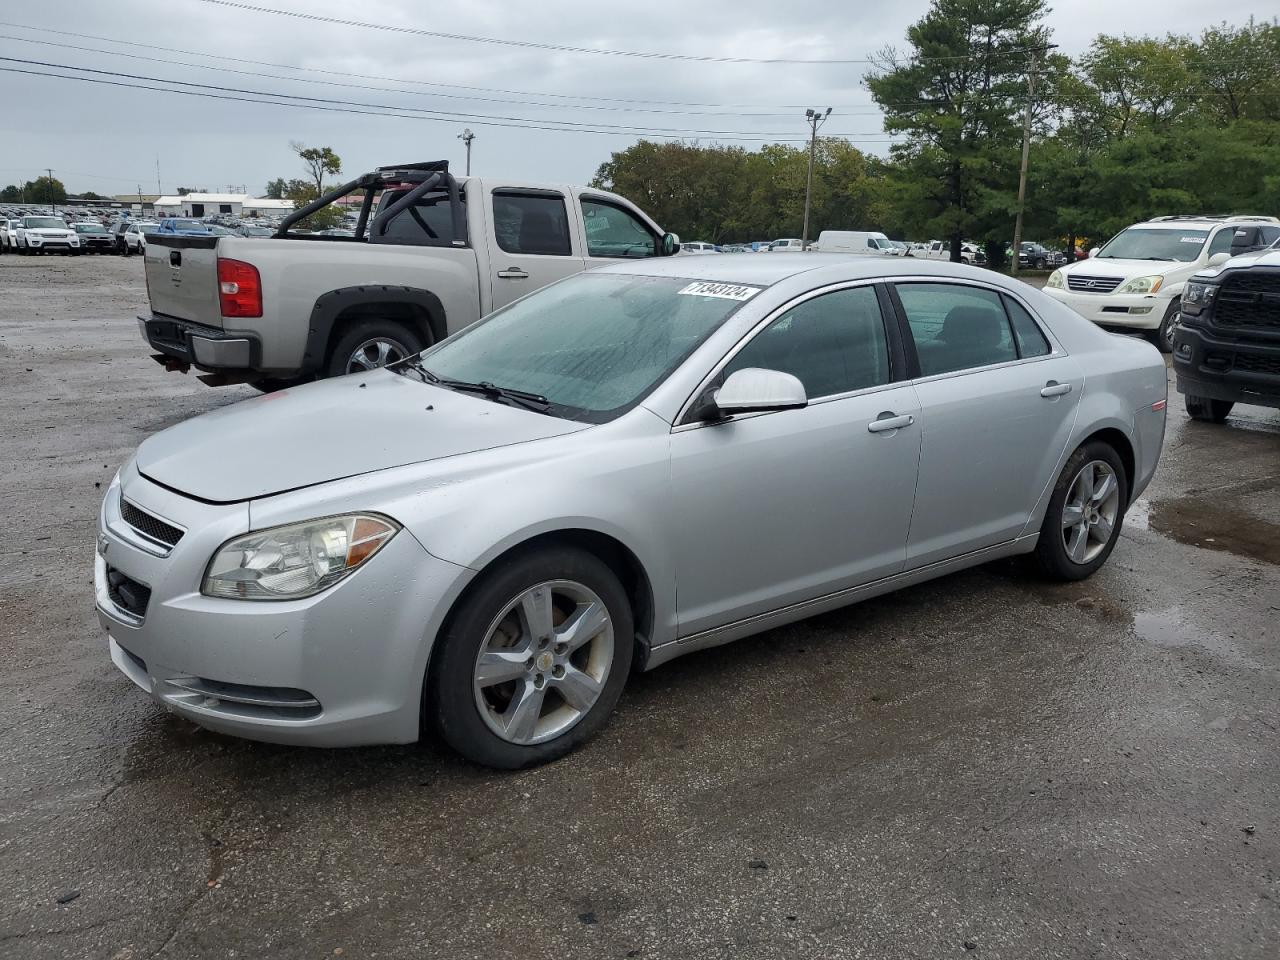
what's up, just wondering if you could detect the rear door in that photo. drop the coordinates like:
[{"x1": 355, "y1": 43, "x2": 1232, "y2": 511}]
[
  {"x1": 889, "y1": 280, "x2": 1083, "y2": 567},
  {"x1": 486, "y1": 188, "x2": 584, "y2": 310}
]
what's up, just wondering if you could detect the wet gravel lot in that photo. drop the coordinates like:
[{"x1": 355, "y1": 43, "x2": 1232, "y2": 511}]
[{"x1": 1, "y1": 254, "x2": 1277, "y2": 959}]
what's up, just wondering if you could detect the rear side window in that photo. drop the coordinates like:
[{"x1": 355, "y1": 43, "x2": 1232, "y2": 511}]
[
  {"x1": 896, "y1": 283, "x2": 1016, "y2": 376},
  {"x1": 1004, "y1": 296, "x2": 1051, "y2": 358},
  {"x1": 373, "y1": 189, "x2": 466, "y2": 246},
  {"x1": 493, "y1": 192, "x2": 572, "y2": 256},
  {"x1": 723, "y1": 286, "x2": 891, "y2": 399}
]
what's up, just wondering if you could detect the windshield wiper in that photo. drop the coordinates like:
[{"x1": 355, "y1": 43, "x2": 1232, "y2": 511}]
[{"x1": 405, "y1": 361, "x2": 551, "y2": 412}]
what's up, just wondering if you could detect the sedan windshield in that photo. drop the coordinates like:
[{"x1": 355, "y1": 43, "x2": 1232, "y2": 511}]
[
  {"x1": 404, "y1": 273, "x2": 759, "y2": 423},
  {"x1": 1097, "y1": 228, "x2": 1208, "y2": 262},
  {"x1": 24, "y1": 217, "x2": 65, "y2": 229}
]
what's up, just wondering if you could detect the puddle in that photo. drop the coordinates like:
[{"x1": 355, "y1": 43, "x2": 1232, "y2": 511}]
[
  {"x1": 1133, "y1": 606, "x2": 1265, "y2": 670},
  {"x1": 1148, "y1": 496, "x2": 1280, "y2": 566}
]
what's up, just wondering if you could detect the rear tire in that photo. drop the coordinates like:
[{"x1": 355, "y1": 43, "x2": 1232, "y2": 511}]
[
  {"x1": 1185, "y1": 394, "x2": 1233, "y2": 423},
  {"x1": 1033, "y1": 441, "x2": 1128, "y2": 581},
  {"x1": 427, "y1": 546, "x2": 634, "y2": 769},
  {"x1": 325, "y1": 319, "x2": 425, "y2": 378}
]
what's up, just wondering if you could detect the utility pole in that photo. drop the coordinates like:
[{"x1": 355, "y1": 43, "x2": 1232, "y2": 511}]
[
  {"x1": 458, "y1": 128, "x2": 475, "y2": 176},
  {"x1": 47, "y1": 168, "x2": 55, "y2": 213},
  {"x1": 801, "y1": 108, "x2": 831, "y2": 251},
  {"x1": 1011, "y1": 45, "x2": 1055, "y2": 276}
]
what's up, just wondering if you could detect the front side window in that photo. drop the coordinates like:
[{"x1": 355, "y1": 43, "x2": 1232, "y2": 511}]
[
  {"x1": 493, "y1": 192, "x2": 572, "y2": 256},
  {"x1": 581, "y1": 198, "x2": 657, "y2": 258},
  {"x1": 409, "y1": 273, "x2": 752, "y2": 422},
  {"x1": 722, "y1": 286, "x2": 891, "y2": 399},
  {"x1": 897, "y1": 283, "x2": 1017, "y2": 376},
  {"x1": 1207, "y1": 228, "x2": 1236, "y2": 258}
]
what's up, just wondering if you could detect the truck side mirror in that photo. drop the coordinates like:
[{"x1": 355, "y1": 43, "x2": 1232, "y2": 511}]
[{"x1": 660, "y1": 232, "x2": 681, "y2": 257}]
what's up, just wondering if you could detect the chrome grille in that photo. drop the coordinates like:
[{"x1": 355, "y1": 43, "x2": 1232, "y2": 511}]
[
  {"x1": 121, "y1": 500, "x2": 184, "y2": 547},
  {"x1": 1066, "y1": 275, "x2": 1124, "y2": 293}
]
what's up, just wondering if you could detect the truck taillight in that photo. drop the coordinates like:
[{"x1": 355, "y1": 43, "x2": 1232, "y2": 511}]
[{"x1": 217, "y1": 258, "x2": 262, "y2": 318}]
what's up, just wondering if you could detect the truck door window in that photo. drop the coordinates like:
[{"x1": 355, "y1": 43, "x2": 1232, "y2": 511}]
[
  {"x1": 580, "y1": 198, "x2": 657, "y2": 258},
  {"x1": 492, "y1": 192, "x2": 572, "y2": 256}
]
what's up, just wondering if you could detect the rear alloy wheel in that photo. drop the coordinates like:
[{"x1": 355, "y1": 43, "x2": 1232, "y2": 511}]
[
  {"x1": 1152, "y1": 301, "x2": 1179, "y2": 354},
  {"x1": 1185, "y1": 394, "x2": 1233, "y2": 423},
  {"x1": 1034, "y1": 442, "x2": 1128, "y2": 581},
  {"x1": 327, "y1": 319, "x2": 425, "y2": 378},
  {"x1": 428, "y1": 547, "x2": 633, "y2": 768}
]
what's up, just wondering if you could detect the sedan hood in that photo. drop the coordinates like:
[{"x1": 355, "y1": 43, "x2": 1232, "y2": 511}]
[{"x1": 135, "y1": 371, "x2": 586, "y2": 503}]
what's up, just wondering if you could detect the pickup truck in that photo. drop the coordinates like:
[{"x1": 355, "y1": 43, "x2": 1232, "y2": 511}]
[
  {"x1": 1172, "y1": 240, "x2": 1280, "y2": 422},
  {"x1": 141, "y1": 160, "x2": 680, "y2": 388}
]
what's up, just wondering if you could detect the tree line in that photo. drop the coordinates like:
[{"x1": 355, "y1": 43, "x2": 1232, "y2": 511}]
[{"x1": 592, "y1": 4, "x2": 1280, "y2": 267}]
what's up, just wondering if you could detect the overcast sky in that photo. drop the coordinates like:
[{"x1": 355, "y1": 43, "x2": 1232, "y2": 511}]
[{"x1": 0, "y1": 0, "x2": 1268, "y2": 197}]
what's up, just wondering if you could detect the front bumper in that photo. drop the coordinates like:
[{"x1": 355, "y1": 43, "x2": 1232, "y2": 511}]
[
  {"x1": 24, "y1": 237, "x2": 79, "y2": 250},
  {"x1": 139, "y1": 313, "x2": 257, "y2": 370},
  {"x1": 95, "y1": 462, "x2": 474, "y2": 746},
  {"x1": 1043, "y1": 287, "x2": 1168, "y2": 330},
  {"x1": 1171, "y1": 323, "x2": 1280, "y2": 406}
]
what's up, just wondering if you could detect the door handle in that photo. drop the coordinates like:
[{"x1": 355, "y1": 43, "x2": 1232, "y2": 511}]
[
  {"x1": 867, "y1": 412, "x2": 914, "y2": 433},
  {"x1": 496, "y1": 267, "x2": 529, "y2": 279},
  {"x1": 1040, "y1": 381, "x2": 1072, "y2": 398}
]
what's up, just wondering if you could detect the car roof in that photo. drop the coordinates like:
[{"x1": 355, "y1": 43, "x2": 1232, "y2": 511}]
[{"x1": 592, "y1": 252, "x2": 1006, "y2": 287}]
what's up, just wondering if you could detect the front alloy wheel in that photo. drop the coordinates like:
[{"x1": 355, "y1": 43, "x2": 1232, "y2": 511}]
[
  {"x1": 473, "y1": 581, "x2": 614, "y2": 746},
  {"x1": 427, "y1": 545, "x2": 633, "y2": 768}
]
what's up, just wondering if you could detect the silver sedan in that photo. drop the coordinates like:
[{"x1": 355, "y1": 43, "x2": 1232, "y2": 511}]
[{"x1": 95, "y1": 255, "x2": 1168, "y2": 767}]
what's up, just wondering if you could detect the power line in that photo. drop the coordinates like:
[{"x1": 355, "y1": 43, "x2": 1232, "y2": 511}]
[
  {"x1": 0, "y1": 19, "x2": 884, "y2": 109},
  {"x1": 0, "y1": 32, "x2": 880, "y2": 119},
  {"x1": 0, "y1": 56, "x2": 894, "y2": 138},
  {"x1": 0, "y1": 65, "x2": 903, "y2": 143},
  {"x1": 193, "y1": 0, "x2": 900, "y2": 65}
]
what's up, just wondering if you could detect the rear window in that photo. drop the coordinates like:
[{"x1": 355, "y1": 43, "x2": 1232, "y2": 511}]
[{"x1": 371, "y1": 188, "x2": 467, "y2": 247}]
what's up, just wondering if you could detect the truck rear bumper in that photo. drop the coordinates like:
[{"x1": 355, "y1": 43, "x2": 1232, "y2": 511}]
[
  {"x1": 1172, "y1": 324, "x2": 1280, "y2": 406},
  {"x1": 139, "y1": 313, "x2": 258, "y2": 370}
]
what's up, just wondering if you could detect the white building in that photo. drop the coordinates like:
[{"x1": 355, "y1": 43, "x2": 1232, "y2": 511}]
[{"x1": 151, "y1": 194, "x2": 295, "y2": 219}]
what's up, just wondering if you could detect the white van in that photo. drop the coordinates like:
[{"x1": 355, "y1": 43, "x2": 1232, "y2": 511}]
[{"x1": 812, "y1": 230, "x2": 896, "y2": 255}]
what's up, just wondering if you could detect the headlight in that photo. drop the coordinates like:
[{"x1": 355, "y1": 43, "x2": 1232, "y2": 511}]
[
  {"x1": 1045, "y1": 269, "x2": 1065, "y2": 289},
  {"x1": 1116, "y1": 275, "x2": 1164, "y2": 295},
  {"x1": 202, "y1": 514, "x2": 399, "y2": 601},
  {"x1": 1183, "y1": 280, "x2": 1219, "y2": 305}
]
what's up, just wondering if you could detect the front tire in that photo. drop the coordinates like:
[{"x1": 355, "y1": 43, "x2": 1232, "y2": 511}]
[
  {"x1": 1033, "y1": 441, "x2": 1128, "y2": 581},
  {"x1": 1152, "y1": 301, "x2": 1179, "y2": 354},
  {"x1": 1185, "y1": 394, "x2": 1233, "y2": 423},
  {"x1": 427, "y1": 546, "x2": 634, "y2": 769},
  {"x1": 326, "y1": 319, "x2": 425, "y2": 378}
]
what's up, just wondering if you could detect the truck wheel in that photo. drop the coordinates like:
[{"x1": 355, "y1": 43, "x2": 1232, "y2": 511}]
[
  {"x1": 1185, "y1": 394, "x2": 1233, "y2": 423},
  {"x1": 327, "y1": 320, "x2": 425, "y2": 378},
  {"x1": 1151, "y1": 301, "x2": 1179, "y2": 354}
]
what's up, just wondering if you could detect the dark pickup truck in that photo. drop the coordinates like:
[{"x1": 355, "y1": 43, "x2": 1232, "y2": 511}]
[{"x1": 1172, "y1": 243, "x2": 1280, "y2": 422}]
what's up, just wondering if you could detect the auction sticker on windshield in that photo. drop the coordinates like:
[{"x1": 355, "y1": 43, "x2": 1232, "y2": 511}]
[{"x1": 677, "y1": 282, "x2": 761, "y2": 301}]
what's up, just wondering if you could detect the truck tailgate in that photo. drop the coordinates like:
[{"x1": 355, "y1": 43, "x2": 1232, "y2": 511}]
[{"x1": 145, "y1": 235, "x2": 223, "y2": 328}]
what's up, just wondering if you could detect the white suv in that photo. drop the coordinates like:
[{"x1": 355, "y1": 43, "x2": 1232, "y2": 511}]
[{"x1": 1043, "y1": 215, "x2": 1280, "y2": 352}]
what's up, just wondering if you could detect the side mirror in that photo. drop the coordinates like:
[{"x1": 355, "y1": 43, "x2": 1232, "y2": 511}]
[
  {"x1": 1089, "y1": 247, "x2": 1099, "y2": 258},
  {"x1": 1207, "y1": 252, "x2": 1231, "y2": 267},
  {"x1": 660, "y1": 232, "x2": 681, "y2": 256},
  {"x1": 702, "y1": 368, "x2": 807, "y2": 420}
]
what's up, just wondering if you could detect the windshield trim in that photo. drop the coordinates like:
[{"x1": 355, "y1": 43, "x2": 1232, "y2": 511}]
[{"x1": 397, "y1": 271, "x2": 765, "y2": 425}]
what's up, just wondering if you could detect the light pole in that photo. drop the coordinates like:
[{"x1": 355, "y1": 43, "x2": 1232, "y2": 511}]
[
  {"x1": 801, "y1": 108, "x2": 831, "y2": 250},
  {"x1": 47, "y1": 167, "x2": 55, "y2": 214},
  {"x1": 458, "y1": 128, "x2": 475, "y2": 175},
  {"x1": 1011, "y1": 45, "x2": 1056, "y2": 276}
]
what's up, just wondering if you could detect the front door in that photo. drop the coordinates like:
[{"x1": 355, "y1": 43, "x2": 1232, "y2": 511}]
[
  {"x1": 891, "y1": 281, "x2": 1084, "y2": 568},
  {"x1": 667, "y1": 284, "x2": 921, "y2": 637},
  {"x1": 487, "y1": 190, "x2": 585, "y2": 311}
]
